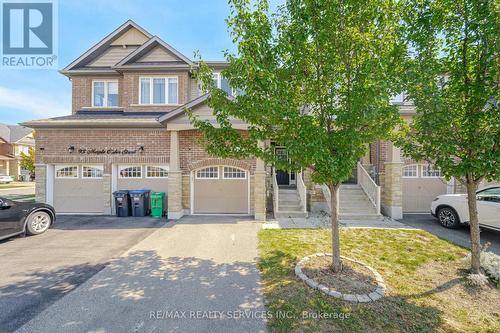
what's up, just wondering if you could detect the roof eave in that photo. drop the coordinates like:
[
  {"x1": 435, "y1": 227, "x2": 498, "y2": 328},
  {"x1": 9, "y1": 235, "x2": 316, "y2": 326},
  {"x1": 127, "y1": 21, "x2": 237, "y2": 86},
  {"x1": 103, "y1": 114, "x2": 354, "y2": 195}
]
[{"x1": 21, "y1": 119, "x2": 164, "y2": 129}]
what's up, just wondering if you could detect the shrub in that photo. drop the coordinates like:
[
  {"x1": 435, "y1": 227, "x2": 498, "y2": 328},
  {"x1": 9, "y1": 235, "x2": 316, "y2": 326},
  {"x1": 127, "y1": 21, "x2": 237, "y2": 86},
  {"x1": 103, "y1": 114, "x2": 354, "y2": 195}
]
[{"x1": 463, "y1": 251, "x2": 500, "y2": 282}]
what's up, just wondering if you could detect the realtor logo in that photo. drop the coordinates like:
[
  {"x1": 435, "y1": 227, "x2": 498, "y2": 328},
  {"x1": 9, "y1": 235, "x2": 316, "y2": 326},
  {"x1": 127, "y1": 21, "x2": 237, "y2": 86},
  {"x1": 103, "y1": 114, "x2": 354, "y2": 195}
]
[{"x1": 1, "y1": 0, "x2": 57, "y2": 68}]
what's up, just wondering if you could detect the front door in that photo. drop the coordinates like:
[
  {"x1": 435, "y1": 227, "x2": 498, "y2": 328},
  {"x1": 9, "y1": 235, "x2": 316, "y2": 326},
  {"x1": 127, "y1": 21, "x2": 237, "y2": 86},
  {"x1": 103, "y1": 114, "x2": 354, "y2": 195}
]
[{"x1": 275, "y1": 147, "x2": 295, "y2": 186}]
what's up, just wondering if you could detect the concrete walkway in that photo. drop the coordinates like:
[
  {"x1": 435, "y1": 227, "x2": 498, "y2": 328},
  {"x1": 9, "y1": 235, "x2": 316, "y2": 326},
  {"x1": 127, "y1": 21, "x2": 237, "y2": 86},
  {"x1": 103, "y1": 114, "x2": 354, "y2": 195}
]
[
  {"x1": 263, "y1": 212, "x2": 413, "y2": 230},
  {"x1": 16, "y1": 216, "x2": 266, "y2": 333}
]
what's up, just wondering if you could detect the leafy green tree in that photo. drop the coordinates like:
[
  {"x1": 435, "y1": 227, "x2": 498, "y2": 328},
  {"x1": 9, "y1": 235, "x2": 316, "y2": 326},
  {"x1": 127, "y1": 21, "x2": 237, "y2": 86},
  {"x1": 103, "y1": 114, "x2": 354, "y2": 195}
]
[
  {"x1": 20, "y1": 147, "x2": 35, "y2": 176},
  {"x1": 400, "y1": 0, "x2": 499, "y2": 273},
  {"x1": 191, "y1": 0, "x2": 403, "y2": 272}
]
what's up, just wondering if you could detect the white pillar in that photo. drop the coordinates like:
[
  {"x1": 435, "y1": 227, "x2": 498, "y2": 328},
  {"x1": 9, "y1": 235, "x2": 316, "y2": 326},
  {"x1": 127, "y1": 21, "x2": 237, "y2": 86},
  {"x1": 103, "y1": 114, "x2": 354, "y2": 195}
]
[{"x1": 5, "y1": 160, "x2": 9, "y2": 176}]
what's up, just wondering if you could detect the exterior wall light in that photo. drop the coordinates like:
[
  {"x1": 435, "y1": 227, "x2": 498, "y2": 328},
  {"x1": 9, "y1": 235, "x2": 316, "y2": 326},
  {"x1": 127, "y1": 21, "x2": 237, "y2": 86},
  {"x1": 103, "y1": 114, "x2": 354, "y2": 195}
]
[{"x1": 68, "y1": 146, "x2": 75, "y2": 153}]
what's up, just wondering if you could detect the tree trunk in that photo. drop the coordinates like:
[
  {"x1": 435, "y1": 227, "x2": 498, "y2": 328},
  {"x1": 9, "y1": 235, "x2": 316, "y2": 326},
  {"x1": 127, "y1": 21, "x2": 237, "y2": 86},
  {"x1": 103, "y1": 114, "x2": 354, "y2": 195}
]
[
  {"x1": 329, "y1": 183, "x2": 342, "y2": 273},
  {"x1": 465, "y1": 176, "x2": 481, "y2": 274}
]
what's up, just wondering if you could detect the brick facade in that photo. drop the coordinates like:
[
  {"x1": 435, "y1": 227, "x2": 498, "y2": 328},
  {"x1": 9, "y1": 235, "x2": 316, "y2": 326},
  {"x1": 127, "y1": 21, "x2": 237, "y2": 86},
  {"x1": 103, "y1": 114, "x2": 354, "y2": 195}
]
[
  {"x1": 178, "y1": 130, "x2": 256, "y2": 174},
  {"x1": 71, "y1": 72, "x2": 190, "y2": 113},
  {"x1": 35, "y1": 128, "x2": 171, "y2": 168}
]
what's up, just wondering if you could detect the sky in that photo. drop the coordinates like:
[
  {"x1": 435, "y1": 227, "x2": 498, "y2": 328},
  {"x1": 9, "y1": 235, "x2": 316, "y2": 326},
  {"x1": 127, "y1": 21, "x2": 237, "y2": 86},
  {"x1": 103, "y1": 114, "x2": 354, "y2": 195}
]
[{"x1": 0, "y1": 0, "x2": 282, "y2": 125}]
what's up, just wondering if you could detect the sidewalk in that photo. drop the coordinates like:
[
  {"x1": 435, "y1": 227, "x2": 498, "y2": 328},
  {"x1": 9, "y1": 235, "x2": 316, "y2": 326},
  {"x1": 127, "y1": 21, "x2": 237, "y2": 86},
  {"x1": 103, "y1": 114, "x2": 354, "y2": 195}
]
[
  {"x1": 263, "y1": 212, "x2": 414, "y2": 229},
  {"x1": 15, "y1": 216, "x2": 266, "y2": 333}
]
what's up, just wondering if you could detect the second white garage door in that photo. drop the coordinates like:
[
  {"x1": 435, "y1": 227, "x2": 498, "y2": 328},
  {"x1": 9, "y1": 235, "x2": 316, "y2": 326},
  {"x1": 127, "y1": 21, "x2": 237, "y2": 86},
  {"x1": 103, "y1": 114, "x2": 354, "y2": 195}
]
[
  {"x1": 53, "y1": 165, "x2": 105, "y2": 214},
  {"x1": 402, "y1": 164, "x2": 448, "y2": 213},
  {"x1": 193, "y1": 166, "x2": 249, "y2": 214}
]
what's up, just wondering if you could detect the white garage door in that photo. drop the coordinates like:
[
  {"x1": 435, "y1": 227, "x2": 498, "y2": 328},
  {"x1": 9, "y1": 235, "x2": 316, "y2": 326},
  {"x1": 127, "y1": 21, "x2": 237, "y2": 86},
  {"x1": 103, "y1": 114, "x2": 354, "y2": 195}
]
[
  {"x1": 193, "y1": 166, "x2": 249, "y2": 214},
  {"x1": 53, "y1": 165, "x2": 105, "y2": 214},
  {"x1": 402, "y1": 164, "x2": 447, "y2": 213}
]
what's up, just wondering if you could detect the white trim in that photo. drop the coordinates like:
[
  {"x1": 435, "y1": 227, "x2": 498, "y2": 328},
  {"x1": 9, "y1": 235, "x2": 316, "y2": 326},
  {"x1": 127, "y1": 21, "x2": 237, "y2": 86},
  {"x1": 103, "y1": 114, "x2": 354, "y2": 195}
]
[
  {"x1": 81, "y1": 165, "x2": 104, "y2": 179},
  {"x1": 55, "y1": 165, "x2": 79, "y2": 179},
  {"x1": 145, "y1": 165, "x2": 169, "y2": 179},
  {"x1": 248, "y1": 173, "x2": 251, "y2": 215},
  {"x1": 46, "y1": 165, "x2": 54, "y2": 206},
  {"x1": 195, "y1": 166, "x2": 219, "y2": 179},
  {"x1": 402, "y1": 164, "x2": 419, "y2": 178},
  {"x1": 222, "y1": 166, "x2": 247, "y2": 180},
  {"x1": 118, "y1": 165, "x2": 142, "y2": 179},
  {"x1": 138, "y1": 76, "x2": 179, "y2": 105},
  {"x1": 92, "y1": 80, "x2": 119, "y2": 107},
  {"x1": 190, "y1": 171, "x2": 194, "y2": 215}
]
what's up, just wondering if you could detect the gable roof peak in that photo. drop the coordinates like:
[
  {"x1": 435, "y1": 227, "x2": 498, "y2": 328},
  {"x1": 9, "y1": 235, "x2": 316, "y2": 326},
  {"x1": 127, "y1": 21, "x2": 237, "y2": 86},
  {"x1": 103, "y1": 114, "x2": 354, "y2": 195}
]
[
  {"x1": 113, "y1": 35, "x2": 195, "y2": 68},
  {"x1": 61, "y1": 20, "x2": 153, "y2": 74}
]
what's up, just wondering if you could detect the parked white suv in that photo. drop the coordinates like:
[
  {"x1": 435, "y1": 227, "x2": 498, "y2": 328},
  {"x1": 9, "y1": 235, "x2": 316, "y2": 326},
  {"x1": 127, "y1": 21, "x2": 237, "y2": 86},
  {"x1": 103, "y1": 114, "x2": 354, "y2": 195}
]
[
  {"x1": 431, "y1": 185, "x2": 500, "y2": 231},
  {"x1": 0, "y1": 175, "x2": 14, "y2": 184}
]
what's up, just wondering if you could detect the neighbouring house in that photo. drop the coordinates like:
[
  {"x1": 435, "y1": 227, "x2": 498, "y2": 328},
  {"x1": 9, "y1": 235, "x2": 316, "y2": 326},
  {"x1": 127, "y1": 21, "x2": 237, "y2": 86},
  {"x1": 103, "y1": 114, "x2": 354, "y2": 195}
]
[
  {"x1": 23, "y1": 20, "x2": 452, "y2": 218},
  {"x1": 0, "y1": 123, "x2": 34, "y2": 181}
]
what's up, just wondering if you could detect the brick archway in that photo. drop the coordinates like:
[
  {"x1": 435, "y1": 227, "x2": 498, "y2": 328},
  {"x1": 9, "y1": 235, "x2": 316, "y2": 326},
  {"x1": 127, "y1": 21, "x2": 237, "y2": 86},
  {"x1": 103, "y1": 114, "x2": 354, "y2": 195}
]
[{"x1": 188, "y1": 158, "x2": 252, "y2": 172}]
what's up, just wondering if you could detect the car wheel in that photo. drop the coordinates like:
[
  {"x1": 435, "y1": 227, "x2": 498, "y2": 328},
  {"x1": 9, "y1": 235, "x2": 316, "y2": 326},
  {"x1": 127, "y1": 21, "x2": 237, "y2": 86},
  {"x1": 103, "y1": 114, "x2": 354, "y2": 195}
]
[
  {"x1": 437, "y1": 207, "x2": 460, "y2": 228},
  {"x1": 26, "y1": 211, "x2": 52, "y2": 235}
]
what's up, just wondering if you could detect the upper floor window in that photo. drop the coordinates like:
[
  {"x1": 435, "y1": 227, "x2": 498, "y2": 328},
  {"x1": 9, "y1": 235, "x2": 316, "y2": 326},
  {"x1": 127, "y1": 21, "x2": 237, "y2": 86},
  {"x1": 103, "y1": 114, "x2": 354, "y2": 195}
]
[
  {"x1": 93, "y1": 80, "x2": 118, "y2": 107},
  {"x1": 212, "y1": 73, "x2": 232, "y2": 95},
  {"x1": 139, "y1": 77, "x2": 178, "y2": 105}
]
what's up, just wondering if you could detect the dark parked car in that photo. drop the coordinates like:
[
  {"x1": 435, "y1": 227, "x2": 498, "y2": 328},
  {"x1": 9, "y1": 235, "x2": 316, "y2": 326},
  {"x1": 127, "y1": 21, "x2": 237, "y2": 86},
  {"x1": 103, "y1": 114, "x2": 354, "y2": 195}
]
[{"x1": 0, "y1": 197, "x2": 55, "y2": 241}]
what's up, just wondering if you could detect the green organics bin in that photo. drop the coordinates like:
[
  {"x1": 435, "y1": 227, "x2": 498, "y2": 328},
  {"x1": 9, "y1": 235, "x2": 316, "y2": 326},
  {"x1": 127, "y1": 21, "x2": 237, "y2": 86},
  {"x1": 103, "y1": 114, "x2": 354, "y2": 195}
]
[{"x1": 151, "y1": 192, "x2": 166, "y2": 218}]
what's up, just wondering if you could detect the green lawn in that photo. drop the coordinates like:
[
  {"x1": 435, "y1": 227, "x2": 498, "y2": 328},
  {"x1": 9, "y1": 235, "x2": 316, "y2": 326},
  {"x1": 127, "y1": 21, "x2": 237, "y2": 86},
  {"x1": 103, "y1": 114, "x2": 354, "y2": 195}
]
[{"x1": 258, "y1": 229, "x2": 500, "y2": 333}]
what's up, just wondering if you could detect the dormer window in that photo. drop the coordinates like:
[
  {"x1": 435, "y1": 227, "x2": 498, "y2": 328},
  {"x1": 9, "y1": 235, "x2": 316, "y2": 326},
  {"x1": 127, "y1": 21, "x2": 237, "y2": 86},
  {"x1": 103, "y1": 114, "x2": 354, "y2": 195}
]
[
  {"x1": 139, "y1": 77, "x2": 178, "y2": 105},
  {"x1": 92, "y1": 80, "x2": 118, "y2": 107}
]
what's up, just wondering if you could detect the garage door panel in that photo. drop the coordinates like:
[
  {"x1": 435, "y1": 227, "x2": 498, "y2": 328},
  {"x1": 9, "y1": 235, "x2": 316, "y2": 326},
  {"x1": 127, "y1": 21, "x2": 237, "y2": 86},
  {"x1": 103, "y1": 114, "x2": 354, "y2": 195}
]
[
  {"x1": 194, "y1": 178, "x2": 248, "y2": 214},
  {"x1": 54, "y1": 179, "x2": 104, "y2": 213},
  {"x1": 403, "y1": 178, "x2": 447, "y2": 212}
]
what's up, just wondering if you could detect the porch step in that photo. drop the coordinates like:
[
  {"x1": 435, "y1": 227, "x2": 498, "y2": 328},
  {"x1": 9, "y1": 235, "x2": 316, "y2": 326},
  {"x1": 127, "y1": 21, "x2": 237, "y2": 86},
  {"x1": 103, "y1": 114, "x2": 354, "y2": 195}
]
[
  {"x1": 339, "y1": 184, "x2": 383, "y2": 220},
  {"x1": 275, "y1": 186, "x2": 307, "y2": 218}
]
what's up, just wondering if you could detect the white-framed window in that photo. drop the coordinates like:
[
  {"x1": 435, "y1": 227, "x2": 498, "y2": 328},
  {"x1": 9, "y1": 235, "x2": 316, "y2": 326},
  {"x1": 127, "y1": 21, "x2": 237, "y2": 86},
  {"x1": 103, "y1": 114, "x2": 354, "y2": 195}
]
[
  {"x1": 390, "y1": 92, "x2": 405, "y2": 104},
  {"x1": 422, "y1": 164, "x2": 442, "y2": 178},
  {"x1": 119, "y1": 165, "x2": 142, "y2": 178},
  {"x1": 82, "y1": 165, "x2": 104, "y2": 179},
  {"x1": 212, "y1": 72, "x2": 232, "y2": 95},
  {"x1": 55, "y1": 165, "x2": 79, "y2": 179},
  {"x1": 223, "y1": 166, "x2": 246, "y2": 179},
  {"x1": 402, "y1": 164, "x2": 418, "y2": 178},
  {"x1": 146, "y1": 165, "x2": 169, "y2": 178},
  {"x1": 196, "y1": 166, "x2": 219, "y2": 179},
  {"x1": 139, "y1": 77, "x2": 178, "y2": 105},
  {"x1": 92, "y1": 80, "x2": 118, "y2": 107}
]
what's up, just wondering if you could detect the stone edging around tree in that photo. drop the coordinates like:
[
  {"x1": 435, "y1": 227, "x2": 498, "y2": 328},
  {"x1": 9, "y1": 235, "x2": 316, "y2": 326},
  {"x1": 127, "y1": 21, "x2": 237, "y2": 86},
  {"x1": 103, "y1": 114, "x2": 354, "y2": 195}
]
[{"x1": 295, "y1": 253, "x2": 386, "y2": 303}]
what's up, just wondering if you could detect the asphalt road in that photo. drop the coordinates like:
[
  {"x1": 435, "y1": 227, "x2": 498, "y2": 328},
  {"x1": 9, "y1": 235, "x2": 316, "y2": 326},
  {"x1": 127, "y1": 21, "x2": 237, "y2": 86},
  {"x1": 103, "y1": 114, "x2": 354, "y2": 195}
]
[
  {"x1": 400, "y1": 214, "x2": 500, "y2": 255},
  {"x1": 0, "y1": 215, "x2": 163, "y2": 332}
]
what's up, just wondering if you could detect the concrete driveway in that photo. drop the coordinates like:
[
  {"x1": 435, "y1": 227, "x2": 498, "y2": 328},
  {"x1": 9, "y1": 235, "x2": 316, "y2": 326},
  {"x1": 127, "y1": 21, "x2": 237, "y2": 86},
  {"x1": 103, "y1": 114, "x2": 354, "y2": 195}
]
[
  {"x1": 0, "y1": 215, "x2": 163, "y2": 332},
  {"x1": 400, "y1": 214, "x2": 500, "y2": 254},
  {"x1": 14, "y1": 216, "x2": 266, "y2": 333}
]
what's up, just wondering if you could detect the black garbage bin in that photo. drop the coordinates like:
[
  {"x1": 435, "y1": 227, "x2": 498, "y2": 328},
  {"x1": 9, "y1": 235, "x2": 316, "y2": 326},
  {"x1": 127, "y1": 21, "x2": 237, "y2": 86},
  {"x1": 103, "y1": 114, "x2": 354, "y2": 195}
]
[
  {"x1": 129, "y1": 189, "x2": 151, "y2": 217},
  {"x1": 113, "y1": 190, "x2": 130, "y2": 217}
]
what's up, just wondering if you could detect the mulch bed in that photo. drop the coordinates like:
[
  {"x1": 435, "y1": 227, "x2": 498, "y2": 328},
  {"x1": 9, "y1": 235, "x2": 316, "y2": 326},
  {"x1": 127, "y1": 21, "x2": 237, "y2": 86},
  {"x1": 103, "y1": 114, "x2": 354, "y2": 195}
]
[{"x1": 302, "y1": 255, "x2": 378, "y2": 294}]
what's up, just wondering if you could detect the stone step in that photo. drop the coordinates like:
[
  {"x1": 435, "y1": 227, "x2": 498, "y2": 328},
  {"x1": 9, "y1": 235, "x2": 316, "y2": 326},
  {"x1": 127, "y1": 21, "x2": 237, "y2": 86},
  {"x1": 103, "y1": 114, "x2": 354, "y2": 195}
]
[
  {"x1": 278, "y1": 199, "x2": 301, "y2": 206},
  {"x1": 279, "y1": 204, "x2": 303, "y2": 211}
]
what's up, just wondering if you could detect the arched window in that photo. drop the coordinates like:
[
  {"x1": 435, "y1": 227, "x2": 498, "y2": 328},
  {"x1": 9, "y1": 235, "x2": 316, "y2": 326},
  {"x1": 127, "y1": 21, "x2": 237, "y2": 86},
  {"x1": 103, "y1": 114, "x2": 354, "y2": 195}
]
[
  {"x1": 223, "y1": 166, "x2": 246, "y2": 179},
  {"x1": 196, "y1": 166, "x2": 219, "y2": 179},
  {"x1": 55, "y1": 165, "x2": 78, "y2": 179}
]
